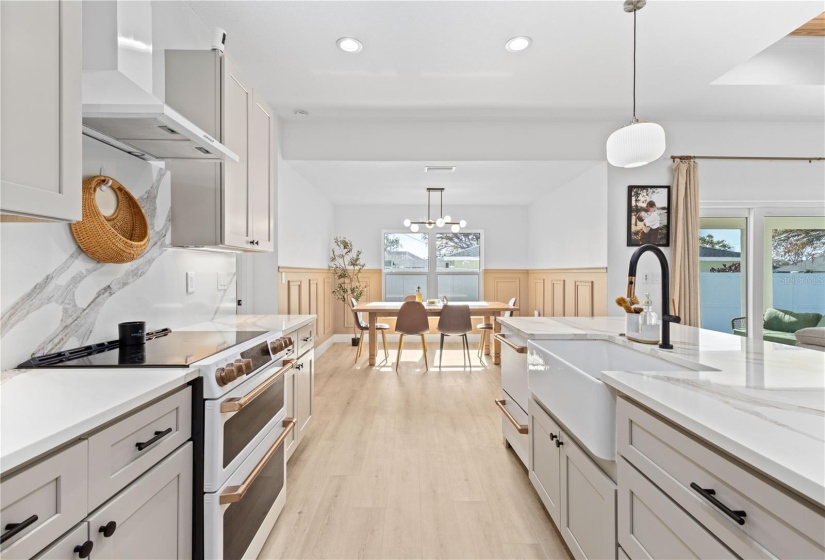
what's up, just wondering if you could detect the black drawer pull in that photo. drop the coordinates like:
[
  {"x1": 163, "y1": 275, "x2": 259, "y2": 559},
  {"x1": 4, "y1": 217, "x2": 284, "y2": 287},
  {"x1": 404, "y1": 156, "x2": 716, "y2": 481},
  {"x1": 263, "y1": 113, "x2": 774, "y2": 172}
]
[
  {"x1": 99, "y1": 520, "x2": 117, "y2": 538},
  {"x1": 135, "y1": 428, "x2": 172, "y2": 451},
  {"x1": 690, "y1": 482, "x2": 746, "y2": 525},
  {"x1": 549, "y1": 433, "x2": 557, "y2": 441},
  {"x1": 1, "y1": 514, "x2": 38, "y2": 543},
  {"x1": 74, "y1": 540, "x2": 94, "y2": 558},
  {"x1": 555, "y1": 438, "x2": 564, "y2": 448}
]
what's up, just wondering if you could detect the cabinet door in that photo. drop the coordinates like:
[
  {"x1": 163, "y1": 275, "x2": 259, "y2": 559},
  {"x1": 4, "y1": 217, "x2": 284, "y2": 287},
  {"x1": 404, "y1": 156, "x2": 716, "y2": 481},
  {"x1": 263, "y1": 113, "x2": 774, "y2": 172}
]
[
  {"x1": 247, "y1": 91, "x2": 274, "y2": 252},
  {"x1": 221, "y1": 55, "x2": 251, "y2": 249},
  {"x1": 284, "y1": 368, "x2": 298, "y2": 460},
  {"x1": 34, "y1": 523, "x2": 90, "y2": 560},
  {"x1": 0, "y1": 0, "x2": 81, "y2": 222},
  {"x1": 295, "y1": 352, "x2": 314, "y2": 443},
  {"x1": 528, "y1": 399, "x2": 562, "y2": 526},
  {"x1": 88, "y1": 443, "x2": 192, "y2": 560},
  {"x1": 560, "y1": 434, "x2": 617, "y2": 560}
]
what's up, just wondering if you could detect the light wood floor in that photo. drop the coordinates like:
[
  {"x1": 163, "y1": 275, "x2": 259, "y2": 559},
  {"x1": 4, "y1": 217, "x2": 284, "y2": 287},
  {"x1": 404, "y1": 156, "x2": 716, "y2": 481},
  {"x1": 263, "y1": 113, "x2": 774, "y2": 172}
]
[{"x1": 260, "y1": 341, "x2": 571, "y2": 560}]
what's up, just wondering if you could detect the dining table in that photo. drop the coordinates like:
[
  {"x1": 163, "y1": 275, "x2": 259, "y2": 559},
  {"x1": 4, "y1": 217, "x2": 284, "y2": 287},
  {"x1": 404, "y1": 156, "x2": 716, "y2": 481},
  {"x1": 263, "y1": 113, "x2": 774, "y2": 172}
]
[{"x1": 351, "y1": 300, "x2": 520, "y2": 366}]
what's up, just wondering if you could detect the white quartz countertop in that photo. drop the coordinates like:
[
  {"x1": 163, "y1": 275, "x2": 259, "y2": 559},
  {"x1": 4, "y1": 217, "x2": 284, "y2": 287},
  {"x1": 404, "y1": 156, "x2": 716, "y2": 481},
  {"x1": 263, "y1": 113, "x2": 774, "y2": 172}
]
[
  {"x1": 499, "y1": 316, "x2": 825, "y2": 508},
  {"x1": 181, "y1": 314, "x2": 316, "y2": 334},
  {"x1": 0, "y1": 366, "x2": 197, "y2": 474}
]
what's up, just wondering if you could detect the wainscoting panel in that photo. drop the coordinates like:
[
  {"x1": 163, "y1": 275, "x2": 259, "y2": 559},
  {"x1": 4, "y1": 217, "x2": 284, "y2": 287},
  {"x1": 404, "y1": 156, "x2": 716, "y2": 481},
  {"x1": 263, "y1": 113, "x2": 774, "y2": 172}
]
[
  {"x1": 532, "y1": 279, "x2": 545, "y2": 317},
  {"x1": 551, "y1": 280, "x2": 565, "y2": 317},
  {"x1": 574, "y1": 280, "x2": 595, "y2": 317},
  {"x1": 277, "y1": 268, "x2": 333, "y2": 347}
]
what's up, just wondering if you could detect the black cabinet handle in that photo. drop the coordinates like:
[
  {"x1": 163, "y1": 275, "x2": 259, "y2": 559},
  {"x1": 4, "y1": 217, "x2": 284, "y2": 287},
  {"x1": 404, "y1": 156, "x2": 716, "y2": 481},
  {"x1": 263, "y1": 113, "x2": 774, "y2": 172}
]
[
  {"x1": 555, "y1": 438, "x2": 564, "y2": 448},
  {"x1": 1, "y1": 514, "x2": 38, "y2": 543},
  {"x1": 549, "y1": 433, "x2": 557, "y2": 441},
  {"x1": 74, "y1": 540, "x2": 94, "y2": 558},
  {"x1": 99, "y1": 521, "x2": 117, "y2": 538},
  {"x1": 690, "y1": 482, "x2": 746, "y2": 525},
  {"x1": 135, "y1": 428, "x2": 172, "y2": 451}
]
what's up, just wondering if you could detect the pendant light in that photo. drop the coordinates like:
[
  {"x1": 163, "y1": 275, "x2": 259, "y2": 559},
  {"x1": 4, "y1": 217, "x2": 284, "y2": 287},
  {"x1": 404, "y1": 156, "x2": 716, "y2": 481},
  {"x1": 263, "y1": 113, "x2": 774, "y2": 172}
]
[
  {"x1": 403, "y1": 188, "x2": 466, "y2": 233},
  {"x1": 606, "y1": 0, "x2": 666, "y2": 168}
]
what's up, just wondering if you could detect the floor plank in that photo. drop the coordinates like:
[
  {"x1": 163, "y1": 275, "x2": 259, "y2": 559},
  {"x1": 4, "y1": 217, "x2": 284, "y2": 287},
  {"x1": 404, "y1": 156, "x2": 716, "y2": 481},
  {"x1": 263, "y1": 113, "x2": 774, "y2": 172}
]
[{"x1": 259, "y1": 342, "x2": 571, "y2": 560}]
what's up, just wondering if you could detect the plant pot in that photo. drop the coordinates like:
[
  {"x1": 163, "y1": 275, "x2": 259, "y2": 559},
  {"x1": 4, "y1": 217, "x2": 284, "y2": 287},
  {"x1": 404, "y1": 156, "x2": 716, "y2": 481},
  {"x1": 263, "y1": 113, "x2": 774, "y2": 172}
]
[{"x1": 351, "y1": 336, "x2": 360, "y2": 347}]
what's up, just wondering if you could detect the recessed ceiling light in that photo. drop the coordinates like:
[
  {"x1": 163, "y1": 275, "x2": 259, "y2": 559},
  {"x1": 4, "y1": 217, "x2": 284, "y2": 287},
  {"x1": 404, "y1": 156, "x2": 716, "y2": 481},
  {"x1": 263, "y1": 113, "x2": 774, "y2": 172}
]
[
  {"x1": 294, "y1": 110, "x2": 310, "y2": 118},
  {"x1": 505, "y1": 36, "x2": 532, "y2": 52},
  {"x1": 336, "y1": 37, "x2": 363, "y2": 53},
  {"x1": 424, "y1": 166, "x2": 456, "y2": 173}
]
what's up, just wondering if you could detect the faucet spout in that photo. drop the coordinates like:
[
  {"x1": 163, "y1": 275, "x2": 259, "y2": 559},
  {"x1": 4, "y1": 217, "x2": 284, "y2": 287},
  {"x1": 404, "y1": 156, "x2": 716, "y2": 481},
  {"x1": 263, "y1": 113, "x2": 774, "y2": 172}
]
[{"x1": 626, "y1": 244, "x2": 681, "y2": 349}]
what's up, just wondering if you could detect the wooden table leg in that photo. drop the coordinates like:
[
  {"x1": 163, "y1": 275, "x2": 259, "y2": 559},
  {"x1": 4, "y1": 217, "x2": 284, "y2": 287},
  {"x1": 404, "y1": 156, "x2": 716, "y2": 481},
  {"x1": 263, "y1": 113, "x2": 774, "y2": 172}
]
[
  {"x1": 483, "y1": 314, "x2": 492, "y2": 356},
  {"x1": 493, "y1": 314, "x2": 502, "y2": 365},
  {"x1": 368, "y1": 312, "x2": 377, "y2": 366}
]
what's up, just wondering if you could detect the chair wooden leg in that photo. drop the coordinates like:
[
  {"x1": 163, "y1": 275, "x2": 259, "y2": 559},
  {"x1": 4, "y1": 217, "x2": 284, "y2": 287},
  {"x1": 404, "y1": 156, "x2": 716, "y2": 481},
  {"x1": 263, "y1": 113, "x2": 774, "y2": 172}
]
[
  {"x1": 421, "y1": 335, "x2": 429, "y2": 371},
  {"x1": 396, "y1": 334, "x2": 404, "y2": 371},
  {"x1": 477, "y1": 330, "x2": 485, "y2": 358},
  {"x1": 381, "y1": 330, "x2": 389, "y2": 360},
  {"x1": 355, "y1": 331, "x2": 364, "y2": 362},
  {"x1": 439, "y1": 333, "x2": 445, "y2": 369}
]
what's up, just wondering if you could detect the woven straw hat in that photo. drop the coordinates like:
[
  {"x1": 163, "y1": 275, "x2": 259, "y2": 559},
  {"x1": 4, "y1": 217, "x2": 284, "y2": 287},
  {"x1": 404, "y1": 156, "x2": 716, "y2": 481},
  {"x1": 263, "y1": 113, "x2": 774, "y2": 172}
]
[{"x1": 70, "y1": 175, "x2": 150, "y2": 263}]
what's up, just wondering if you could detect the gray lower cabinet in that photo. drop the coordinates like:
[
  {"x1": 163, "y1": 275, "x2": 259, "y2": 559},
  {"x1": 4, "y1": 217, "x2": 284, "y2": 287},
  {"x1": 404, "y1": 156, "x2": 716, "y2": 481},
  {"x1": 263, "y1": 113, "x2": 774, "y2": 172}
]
[
  {"x1": 88, "y1": 442, "x2": 193, "y2": 560},
  {"x1": 295, "y1": 351, "x2": 314, "y2": 443},
  {"x1": 0, "y1": 0, "x2": 82, "y2": 222},
  {"x1": 528, "y1": 397, "x2": 617, "y2": 560},
  {"x1": 33, "y1": 523, "x2": 90, "y2": 560},
  {"x1": 618, "y1": 457, "x2": 735, "y2": 559}
]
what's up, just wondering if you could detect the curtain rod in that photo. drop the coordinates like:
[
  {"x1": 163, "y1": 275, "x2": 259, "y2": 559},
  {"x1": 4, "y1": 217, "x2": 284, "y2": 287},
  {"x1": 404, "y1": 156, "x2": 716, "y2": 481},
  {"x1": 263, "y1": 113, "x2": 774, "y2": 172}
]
[{"x1": 670, "y1": 155, "x2": 824, "y2": 162}]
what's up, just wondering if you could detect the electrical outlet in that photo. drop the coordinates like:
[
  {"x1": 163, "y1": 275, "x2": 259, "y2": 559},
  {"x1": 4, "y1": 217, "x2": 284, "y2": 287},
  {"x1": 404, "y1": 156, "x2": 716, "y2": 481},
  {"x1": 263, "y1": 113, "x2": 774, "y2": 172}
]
[
  {"x1": 217, "y1": 272, "x2": 231, "y2": 290},
  {"x1": 186, "y1": 272, "x2": 195, "y2": 294}
]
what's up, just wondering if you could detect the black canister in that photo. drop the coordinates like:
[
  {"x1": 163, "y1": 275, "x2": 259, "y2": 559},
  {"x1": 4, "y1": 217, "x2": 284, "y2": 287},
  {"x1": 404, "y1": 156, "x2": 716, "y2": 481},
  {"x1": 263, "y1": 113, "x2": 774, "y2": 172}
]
[{"x1": 118, "y1": 321, "x2": 146, "y2": 346}]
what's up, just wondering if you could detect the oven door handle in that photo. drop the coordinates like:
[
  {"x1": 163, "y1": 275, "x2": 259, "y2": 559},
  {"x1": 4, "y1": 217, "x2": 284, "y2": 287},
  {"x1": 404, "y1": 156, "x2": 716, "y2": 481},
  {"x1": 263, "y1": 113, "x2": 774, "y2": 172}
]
[
  {"x1": 219, "y1": 417, "x2": 296, "y2": 505},
  {"x1": 220, "y1": 359, "x2": 295, "y2": 413}
]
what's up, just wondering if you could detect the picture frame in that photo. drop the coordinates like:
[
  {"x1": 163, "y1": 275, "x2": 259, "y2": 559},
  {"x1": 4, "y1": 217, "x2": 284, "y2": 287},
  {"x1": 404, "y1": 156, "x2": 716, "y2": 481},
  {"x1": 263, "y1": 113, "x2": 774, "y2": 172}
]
[{"x1": 627, "y1": 185, "x2": 670, "y2": 247}]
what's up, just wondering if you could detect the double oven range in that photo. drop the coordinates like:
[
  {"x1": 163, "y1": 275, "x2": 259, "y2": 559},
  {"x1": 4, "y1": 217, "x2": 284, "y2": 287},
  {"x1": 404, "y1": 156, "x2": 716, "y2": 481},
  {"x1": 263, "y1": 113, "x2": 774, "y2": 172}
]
[{"x1": 20, "y1": 328, "x2": 297, "y2": 559}]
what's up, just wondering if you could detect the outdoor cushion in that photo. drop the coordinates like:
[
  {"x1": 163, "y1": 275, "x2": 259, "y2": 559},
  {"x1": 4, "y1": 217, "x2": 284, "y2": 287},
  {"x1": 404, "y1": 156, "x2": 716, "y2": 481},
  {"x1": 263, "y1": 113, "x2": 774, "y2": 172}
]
[
  {"x1": 795, "y1": 327, "x2": 825, "y2": 348},
  {"x1": 762, "y1": 308, "x2": 822, "y2": 333},
  {"x1": 762, "y1": 331, "x2": 798, "y2": 346}
]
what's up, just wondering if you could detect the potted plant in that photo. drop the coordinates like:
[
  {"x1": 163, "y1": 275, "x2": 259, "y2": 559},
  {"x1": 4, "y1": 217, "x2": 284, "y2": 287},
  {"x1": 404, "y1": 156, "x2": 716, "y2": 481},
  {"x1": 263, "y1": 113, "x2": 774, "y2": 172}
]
[{"x1": 329, "y1": 236, "x2": 366, "y2": 346}]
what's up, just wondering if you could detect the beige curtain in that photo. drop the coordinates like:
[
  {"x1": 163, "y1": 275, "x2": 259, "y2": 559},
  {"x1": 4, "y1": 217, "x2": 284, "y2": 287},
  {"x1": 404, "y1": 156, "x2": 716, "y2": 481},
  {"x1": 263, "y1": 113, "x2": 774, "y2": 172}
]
[{"x1": 670, "y1": 158, "x2": 700, "y2": 327}]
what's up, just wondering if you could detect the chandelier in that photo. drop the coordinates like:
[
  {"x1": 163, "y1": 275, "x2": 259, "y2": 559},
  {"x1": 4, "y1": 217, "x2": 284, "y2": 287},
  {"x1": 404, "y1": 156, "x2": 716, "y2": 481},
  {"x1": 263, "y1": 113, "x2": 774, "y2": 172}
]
[
  {"x1": 606, "y1": 0, "x2": 666, "y2": 168},
  {"x1": 403, "y1": 188, "x2": 466, "y2": 233}
]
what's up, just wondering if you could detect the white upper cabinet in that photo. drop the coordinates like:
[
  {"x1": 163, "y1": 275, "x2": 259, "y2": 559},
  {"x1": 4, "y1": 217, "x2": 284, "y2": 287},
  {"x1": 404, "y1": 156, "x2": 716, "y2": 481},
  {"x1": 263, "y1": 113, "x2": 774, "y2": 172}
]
[
  {"x1": 1, "y1": 0, "x2": 82, "y2": 222},
  {"x1": 165, "y1": 50, "x2": 274, "y2": 252}
]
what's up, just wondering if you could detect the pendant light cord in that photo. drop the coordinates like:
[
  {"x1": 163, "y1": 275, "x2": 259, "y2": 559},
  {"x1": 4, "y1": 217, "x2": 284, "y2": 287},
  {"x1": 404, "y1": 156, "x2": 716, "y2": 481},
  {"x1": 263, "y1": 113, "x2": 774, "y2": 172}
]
[{"x1": 632, "y1": 9, "x2": 637, "y2": 121}]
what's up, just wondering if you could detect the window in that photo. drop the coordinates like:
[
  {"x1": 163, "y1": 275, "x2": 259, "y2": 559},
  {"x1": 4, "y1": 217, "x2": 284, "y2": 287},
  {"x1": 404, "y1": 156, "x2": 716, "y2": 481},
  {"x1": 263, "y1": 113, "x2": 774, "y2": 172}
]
[
  {"x1": 383, "y1": 231, "x2": 482, "y2": 302},
  {"x1": 699, "y1": 217, "x2": 747, "y2": 333}
]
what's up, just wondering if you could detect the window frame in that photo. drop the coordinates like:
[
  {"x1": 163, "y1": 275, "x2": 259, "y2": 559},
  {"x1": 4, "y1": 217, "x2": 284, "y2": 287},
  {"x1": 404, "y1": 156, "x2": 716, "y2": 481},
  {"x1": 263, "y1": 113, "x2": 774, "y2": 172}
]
[{"x1": 381, "y1": 229, "x2": 484, "y2": 301}]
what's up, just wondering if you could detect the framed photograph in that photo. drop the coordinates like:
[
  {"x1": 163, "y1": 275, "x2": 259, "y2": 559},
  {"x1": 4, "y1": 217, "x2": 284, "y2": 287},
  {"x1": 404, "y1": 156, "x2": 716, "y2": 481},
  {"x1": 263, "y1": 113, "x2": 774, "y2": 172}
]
[{"x1": 627, "y1": 185, "x2": 670, "y2": 247}]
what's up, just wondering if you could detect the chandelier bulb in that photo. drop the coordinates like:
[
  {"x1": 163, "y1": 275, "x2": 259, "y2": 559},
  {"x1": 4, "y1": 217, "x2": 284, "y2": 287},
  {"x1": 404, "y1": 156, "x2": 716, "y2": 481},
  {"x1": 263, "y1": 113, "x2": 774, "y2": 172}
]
[
  {"x1": 459, "y1": 220, "x2": 467, "y2": 228},
  {"x1": 451, "y1": 224, "x2": 460, "y2": 233},
  {"x1": 444, "y1": 215, "x2": 452, "y2": 222},
  {"x1": 410, "y1": 223, "x2": 419, "y2": 233},
  {"x1": 436, "y1": 218, "x2": 445, "y2": 227},
  {"x1": 403, "y1": 219, "x2": 411, "y2": 227},
  {"x1": 426, "y1": 220, "x2": 434, "y2": 229}
]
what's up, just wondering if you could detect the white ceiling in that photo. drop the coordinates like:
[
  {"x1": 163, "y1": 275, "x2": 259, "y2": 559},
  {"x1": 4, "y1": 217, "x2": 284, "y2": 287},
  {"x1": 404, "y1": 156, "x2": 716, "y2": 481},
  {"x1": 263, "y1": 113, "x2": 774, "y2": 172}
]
[
  {"x1": 288, "y1": 160, "x2": 602, "y2": 205},
  {"x1": 188, "y1": 0, "x2": 824, "y2": 121}
]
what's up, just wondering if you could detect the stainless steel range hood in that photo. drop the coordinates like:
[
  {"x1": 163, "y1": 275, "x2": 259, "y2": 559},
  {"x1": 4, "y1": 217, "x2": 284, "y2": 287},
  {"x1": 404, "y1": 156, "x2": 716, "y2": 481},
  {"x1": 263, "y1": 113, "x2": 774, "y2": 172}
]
[{"x1": 81, "y1": 1, "x2": 238, "y2": 162}]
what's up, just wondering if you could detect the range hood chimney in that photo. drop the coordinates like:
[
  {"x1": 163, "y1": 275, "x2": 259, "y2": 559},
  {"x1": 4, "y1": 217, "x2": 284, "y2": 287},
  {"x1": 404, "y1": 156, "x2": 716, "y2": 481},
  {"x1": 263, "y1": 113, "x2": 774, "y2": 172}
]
[{"x1": 81, "y1": 1, "x2": 238, "y2": 162}]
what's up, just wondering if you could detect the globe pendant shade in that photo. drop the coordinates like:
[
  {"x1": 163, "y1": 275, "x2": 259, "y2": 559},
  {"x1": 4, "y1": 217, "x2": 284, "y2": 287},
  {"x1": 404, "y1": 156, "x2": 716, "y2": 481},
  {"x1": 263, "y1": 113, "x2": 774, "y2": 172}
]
[{"x1": 606, "y1": 122, "x2": 666, "y2": 168}]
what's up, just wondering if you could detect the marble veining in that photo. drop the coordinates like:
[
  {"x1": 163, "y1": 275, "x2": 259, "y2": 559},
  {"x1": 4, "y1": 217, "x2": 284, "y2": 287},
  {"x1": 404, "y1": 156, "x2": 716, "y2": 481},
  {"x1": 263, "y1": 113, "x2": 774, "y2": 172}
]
[{"x1": 500, "y1": 316, "x2": 825, "y2": 507}]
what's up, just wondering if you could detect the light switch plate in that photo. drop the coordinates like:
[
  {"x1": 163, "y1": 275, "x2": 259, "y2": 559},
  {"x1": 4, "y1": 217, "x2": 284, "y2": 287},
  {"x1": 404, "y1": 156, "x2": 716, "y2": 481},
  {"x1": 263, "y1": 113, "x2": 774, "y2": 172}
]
[
  {"x1": 186, "y1": 271, "x2": 195, "y2": 294},
  {"x1": 217, "y1": 272, "x2": 231, "y2": 291}
]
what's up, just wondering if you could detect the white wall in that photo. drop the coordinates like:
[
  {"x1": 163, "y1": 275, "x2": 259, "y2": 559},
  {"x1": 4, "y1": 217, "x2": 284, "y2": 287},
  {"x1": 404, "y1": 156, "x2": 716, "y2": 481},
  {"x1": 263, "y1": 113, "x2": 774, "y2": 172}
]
[
  {"x1": 528, "y1": 162, "x2": 608, "y2": 269},
  {"x1": 277, "y1": 161, "x2": 335, "y2": 268},
  {"x1": 606, "y1": 121, "x2": 825, "y2": 317},
  {"x1": 333, "y1": 205, "x2": 529, "y2": 270}
]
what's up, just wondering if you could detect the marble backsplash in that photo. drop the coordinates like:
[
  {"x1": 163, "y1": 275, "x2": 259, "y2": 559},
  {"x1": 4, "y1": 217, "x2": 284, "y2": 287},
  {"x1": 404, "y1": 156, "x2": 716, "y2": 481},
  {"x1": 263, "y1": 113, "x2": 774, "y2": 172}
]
[{"x1": 0, "y1": 137, "x2": 237, "y2": 370}]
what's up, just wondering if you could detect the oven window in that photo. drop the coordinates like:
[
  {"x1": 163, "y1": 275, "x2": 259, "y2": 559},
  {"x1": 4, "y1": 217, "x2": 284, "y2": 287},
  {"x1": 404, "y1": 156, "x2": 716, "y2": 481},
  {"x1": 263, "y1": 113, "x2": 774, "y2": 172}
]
[
  {"x1": 223, "y1": 438, "x2": 285, "y2": 560},
  {"x1": 223, "y1": 373, "x2": 284, "y2": 467}
]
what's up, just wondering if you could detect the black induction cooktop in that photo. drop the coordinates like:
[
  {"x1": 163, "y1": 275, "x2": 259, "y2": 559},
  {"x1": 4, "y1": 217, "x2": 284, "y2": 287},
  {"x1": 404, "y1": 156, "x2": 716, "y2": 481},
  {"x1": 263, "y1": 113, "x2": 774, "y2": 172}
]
[{"x1": 18, "y1": 330, "x2": 269, "y2": 368}]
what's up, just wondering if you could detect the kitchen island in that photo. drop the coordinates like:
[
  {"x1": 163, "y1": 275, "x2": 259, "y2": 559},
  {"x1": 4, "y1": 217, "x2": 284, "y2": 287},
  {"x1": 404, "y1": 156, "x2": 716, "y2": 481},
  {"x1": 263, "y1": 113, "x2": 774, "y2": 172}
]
[{"x1": 498, "y1": 316, "x2": 825, "y2": 559}]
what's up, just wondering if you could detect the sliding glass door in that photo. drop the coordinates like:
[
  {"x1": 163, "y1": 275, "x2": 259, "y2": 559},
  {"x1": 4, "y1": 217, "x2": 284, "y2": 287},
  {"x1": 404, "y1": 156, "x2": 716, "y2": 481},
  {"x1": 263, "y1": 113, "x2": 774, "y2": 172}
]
[{"x1": 699, "y1": 217, "x2": 748, "y2": 333}]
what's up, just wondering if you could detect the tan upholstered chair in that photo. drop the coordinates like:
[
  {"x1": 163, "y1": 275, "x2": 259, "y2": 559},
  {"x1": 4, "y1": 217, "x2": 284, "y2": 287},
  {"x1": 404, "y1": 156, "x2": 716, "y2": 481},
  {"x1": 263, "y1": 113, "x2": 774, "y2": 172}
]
[
  {"x1": 351, "y1": 298, "x2": 389, "y2": 363},
  {"x1": 477, "y1": 297, "x2": 516, "y2": 358},
  {"x1": 437, "y1": 304, "x2": 472, "y2": 369},
  {"x1": 403, "y1": 295, "x2": 416, "y2": 302},
  {"x1": 395, "y1": 301, "x2": 430, "y2": 371}
]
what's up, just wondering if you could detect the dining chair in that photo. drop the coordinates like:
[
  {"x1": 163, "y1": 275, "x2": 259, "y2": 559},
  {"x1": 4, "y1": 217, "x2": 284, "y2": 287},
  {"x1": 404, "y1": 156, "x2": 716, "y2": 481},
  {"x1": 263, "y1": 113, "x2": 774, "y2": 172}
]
[
  {"x1": 394, "y1": 301, "x2": 430, "y2": 371},
  {"x1": 437, "y1": 304, "x2": 472, "y2": 369},
  {"x1": 477, "y1": 297, "x2": 516, "y2": 358},
  {"x1": 351, "y1": 298, "x2": 389, "y2": 363}
]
